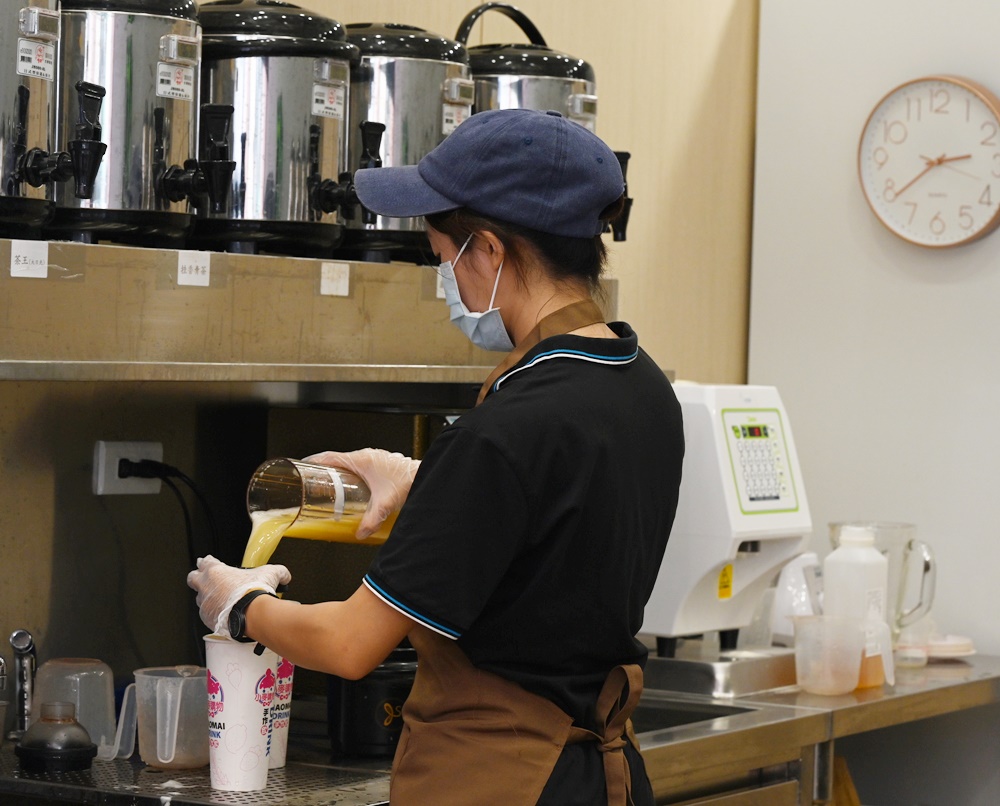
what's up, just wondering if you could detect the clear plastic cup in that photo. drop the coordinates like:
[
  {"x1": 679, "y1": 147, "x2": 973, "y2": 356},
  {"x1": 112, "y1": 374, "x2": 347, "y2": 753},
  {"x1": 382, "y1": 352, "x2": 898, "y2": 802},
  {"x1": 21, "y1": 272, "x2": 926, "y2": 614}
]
[{"x1": 31, "y1": 659, "x2": 115, "y2": 752}]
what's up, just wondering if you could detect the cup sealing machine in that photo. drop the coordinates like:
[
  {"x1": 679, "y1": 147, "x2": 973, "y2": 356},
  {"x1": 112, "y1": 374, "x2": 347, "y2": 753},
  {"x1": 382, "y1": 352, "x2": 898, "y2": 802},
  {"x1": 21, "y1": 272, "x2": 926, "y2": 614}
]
[{"x1": 642, "y1": 384, "x2": 813, "y2": 697}]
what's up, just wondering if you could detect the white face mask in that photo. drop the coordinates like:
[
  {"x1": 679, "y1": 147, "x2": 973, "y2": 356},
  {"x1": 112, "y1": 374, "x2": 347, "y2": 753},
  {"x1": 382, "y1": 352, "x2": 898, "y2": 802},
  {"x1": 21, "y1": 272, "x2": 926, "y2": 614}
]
[{"x1": 438, "y1": 234, "x2": 514, "y2": 353}]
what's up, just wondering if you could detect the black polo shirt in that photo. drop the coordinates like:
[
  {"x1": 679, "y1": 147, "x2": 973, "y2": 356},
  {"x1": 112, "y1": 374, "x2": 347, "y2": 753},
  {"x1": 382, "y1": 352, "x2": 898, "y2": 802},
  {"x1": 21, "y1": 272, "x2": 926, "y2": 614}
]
[{"x1": 365, "y1": 322, "x2": 684, "y2": 726}]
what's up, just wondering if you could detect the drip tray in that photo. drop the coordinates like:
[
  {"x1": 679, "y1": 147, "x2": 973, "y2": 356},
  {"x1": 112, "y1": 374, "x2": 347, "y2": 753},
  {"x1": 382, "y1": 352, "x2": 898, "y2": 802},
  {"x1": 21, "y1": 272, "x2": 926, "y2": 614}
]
[{"x1": 644, "y1": 648, "x2": 797, "y2": 698}]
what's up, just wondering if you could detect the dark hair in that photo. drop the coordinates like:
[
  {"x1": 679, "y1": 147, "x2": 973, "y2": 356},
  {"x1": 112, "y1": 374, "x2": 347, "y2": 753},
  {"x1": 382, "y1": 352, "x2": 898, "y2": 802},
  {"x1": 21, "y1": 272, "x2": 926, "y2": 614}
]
[{"x1": 425, "y1": 195, "x2": 625, "y2": 293}]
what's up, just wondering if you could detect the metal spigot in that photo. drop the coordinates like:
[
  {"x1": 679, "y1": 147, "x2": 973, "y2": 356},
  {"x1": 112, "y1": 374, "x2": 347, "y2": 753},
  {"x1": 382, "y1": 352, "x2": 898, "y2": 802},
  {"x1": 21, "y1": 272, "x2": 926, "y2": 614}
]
[{"x1": 8, "y1": 629, "x2": 36, "y2": 740}]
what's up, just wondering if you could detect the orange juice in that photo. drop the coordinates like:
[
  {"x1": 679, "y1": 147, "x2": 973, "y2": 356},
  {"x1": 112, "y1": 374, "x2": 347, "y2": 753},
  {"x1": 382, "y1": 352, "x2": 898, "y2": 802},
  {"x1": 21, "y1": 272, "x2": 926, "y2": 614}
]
[
  {"x1": 856, "y1": 653, "x2": 886, "y2": 689},
  {"x1": 241, "y1": 507, "x2": 398, "y2": 568}
]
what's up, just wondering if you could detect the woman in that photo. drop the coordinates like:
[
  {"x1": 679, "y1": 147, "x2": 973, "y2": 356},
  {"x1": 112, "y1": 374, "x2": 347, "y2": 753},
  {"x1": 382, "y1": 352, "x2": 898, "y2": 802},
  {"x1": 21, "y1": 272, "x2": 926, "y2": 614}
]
[{"x1": 188, "y1": 108, "x2": 684, "y2": 805}]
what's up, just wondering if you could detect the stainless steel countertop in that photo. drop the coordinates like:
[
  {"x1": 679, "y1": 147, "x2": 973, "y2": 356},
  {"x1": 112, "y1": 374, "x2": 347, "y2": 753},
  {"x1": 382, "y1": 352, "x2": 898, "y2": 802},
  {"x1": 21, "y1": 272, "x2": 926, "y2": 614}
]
[
  {"x1": 744, "y1": 653, "x2": 1000, "y2": 739},
  {"x1": 1, "y1": 655, "x2": 997, "y2": 805}
]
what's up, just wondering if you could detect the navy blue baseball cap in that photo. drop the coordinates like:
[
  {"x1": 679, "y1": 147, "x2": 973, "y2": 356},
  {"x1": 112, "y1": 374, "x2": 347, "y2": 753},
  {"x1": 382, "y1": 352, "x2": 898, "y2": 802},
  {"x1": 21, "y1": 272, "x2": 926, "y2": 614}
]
[{"x1": 353, "y1": 109, "x2": 624, "y2": 238}]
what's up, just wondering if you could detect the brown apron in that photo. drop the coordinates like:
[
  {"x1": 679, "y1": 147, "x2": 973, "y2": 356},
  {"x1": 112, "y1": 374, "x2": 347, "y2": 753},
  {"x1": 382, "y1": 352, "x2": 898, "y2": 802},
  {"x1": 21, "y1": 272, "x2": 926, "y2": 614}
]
[
  {"x1": 391, "y1": 628, "x2": 644, "y2": 805},
  {"x1": 391, "y1": 300, "x2": 644, "y2": 805}
]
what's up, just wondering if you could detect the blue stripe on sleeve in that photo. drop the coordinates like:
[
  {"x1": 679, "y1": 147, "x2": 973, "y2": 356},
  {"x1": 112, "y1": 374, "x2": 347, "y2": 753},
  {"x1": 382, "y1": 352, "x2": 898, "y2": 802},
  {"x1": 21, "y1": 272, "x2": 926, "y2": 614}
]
[{"x1": 364, "y1": 575, "x2": 462, "y2": 639}]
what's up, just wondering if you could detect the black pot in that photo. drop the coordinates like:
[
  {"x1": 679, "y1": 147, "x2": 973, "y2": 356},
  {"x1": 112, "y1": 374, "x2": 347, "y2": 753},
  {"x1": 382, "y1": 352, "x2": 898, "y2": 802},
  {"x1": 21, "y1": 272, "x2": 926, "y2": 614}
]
[{"x1": 327, "y1": 645, "x2": 416, "y2": 758}]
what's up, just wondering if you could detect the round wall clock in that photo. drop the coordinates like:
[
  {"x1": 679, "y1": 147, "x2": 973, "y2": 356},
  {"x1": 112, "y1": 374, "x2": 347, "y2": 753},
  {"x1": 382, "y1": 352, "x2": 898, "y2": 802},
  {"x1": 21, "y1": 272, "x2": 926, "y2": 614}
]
[{"x1": 858, "y1": 74, "x2": 1000, "y2": 248}]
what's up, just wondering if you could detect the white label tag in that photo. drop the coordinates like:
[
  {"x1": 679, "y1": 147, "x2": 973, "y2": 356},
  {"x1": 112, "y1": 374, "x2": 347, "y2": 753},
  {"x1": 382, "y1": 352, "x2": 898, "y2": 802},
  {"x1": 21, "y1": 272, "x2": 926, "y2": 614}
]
[
  {"x1": 320, "y1": 262, "x2": 350, "y2": 296},
  {"x1": 312, "y1": 83, "x2": 345, "y2": 119},
  {"x1": 442, "y1": 104, "x2": 471, "y2": 135},
  {"x1": 10, "y1": 239, "x2": 49, "y2": 278},
  {"x1": 177, "y1": 250, "x2": 210, "y2": 286},
  {"x1": 435, "y1": 271, "x2": 446, "y2": 299},
  {"x1": 16, "y1": 39, "x2": 55, "y2": 81},
  {"x1": 156, "y1": 62, "x2": 195, "y2": 101}
]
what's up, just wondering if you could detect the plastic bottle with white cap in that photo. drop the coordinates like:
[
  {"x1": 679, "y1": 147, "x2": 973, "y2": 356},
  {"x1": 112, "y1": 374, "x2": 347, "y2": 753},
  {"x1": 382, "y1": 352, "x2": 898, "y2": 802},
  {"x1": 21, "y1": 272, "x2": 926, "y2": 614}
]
[{"x1": 822, "y1": 524, "x2": 891, "y2": 688}]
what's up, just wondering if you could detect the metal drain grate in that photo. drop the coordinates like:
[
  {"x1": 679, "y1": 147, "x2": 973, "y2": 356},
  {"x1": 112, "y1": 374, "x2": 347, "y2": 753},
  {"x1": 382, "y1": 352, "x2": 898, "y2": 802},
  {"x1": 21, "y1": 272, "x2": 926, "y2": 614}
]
[{"x1": 1, "y1": 744, "x2": 390, "y2": 805}]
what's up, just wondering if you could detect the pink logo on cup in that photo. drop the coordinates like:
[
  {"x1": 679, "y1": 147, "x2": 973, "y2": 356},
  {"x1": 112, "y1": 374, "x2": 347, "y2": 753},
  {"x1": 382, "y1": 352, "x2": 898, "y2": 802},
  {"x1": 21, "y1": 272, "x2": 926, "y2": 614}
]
[
  {"x1": 275, "y1": 659, "x2": 294, "y2": 701},
  {"x1": 255, "y1": 668, "x2": 276, "y2": 708},
  {"x1": 207, "y1": 669, "x2": 224, "y2": 718}
]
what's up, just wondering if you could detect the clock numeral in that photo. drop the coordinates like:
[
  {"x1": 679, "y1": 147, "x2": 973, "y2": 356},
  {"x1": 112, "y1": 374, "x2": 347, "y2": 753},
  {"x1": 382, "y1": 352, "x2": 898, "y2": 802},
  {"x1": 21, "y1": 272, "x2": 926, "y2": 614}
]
[
  {"x1": 883, "y1": 177, "x2": 898, "y2": 203},
  {"x1": 992, "y1": 154, "x2": 1000, "y2": 178},
  {"x1": 930, "y1": 87, "x2": 950, "y2": 114},
  {"x1": 906, "y1": 97, "x2": 922, "y2": 122},
  {"x1": 904, "y1": 201, "x2": 918, "y2": 225},
  {"x1": 929, "y1": 212, "x2": 946, "y2": 235},
  {"x1": 980, "y1": 185, "x2": 994, "y2": 206},
  {"x1": 882, "y1": 119, "x2": 907, "y2": 145},
  {"x1": 981, "y1": 121, "x2": 998, "y2": 147},
  {"x1": 873, "y1": 147, "x2": 889, "y2": 170},
  {"x1": 959, "y1": 205, "x2": 975, "y2": 230}
]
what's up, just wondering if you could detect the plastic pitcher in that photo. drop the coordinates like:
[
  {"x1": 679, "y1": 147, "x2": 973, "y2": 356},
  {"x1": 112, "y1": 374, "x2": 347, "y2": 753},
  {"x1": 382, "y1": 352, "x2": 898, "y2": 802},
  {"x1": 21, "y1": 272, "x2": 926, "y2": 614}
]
[
  {"x1": 134, "y1": 666, "x2": 209, "y2": 770},
  {"x1": 830, "y1": 522, "x2": 936, "y2": 643}
]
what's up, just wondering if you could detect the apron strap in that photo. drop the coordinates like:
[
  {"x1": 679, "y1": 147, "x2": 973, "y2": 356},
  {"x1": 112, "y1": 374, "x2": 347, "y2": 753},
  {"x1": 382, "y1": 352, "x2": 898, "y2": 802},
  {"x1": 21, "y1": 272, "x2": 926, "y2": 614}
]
[
  {"x1": 568, "y1": 663, "x2": 644, "y2": 806},
  {"x1": 476, "y1": 298, "x2": 606, "y2": 405}
]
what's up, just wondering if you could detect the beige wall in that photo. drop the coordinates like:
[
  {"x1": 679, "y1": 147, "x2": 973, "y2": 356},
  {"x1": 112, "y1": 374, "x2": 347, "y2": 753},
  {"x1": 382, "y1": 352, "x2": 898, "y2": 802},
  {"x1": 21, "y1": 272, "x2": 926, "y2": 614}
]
[
  {"x1": 0, "y1": 1, "x2": 758, "y2": 694},
  {"x1": 307, "y1": 0, "x2": 758, "y2": 381}
]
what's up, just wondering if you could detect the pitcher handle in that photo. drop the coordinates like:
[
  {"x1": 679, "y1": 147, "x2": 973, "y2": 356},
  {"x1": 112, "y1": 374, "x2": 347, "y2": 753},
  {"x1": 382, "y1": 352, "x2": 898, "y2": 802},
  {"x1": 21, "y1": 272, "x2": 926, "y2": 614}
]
[
  {"x1": 156, "y1": 677, "x2": 182, "y2": 764},
  {"x1": 898, "y1": 539, "x2": 936, "y2": 629},
  {"x1": 96, "y1": 682, "x2": 136, "y2": 760}
]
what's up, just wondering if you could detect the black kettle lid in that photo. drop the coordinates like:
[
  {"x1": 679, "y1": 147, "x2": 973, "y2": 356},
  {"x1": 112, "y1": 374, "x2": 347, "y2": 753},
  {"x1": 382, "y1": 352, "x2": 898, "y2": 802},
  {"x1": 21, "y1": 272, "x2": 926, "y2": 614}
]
[
  {"x1": 455, "y1": 4, "x2": 594, "y2": 82},
  {"x1": 467, "y1": 43, "x2": 594, "y2": 82},
  {"x1": 199, "y1": 0, "x2": 359, "y2": 62},
  {"x1": 58, "y1": 0, "x2": 197, "y2": 20},
  {"x1": 346, "y1": 22, "x2": 468, "y2": 64}
]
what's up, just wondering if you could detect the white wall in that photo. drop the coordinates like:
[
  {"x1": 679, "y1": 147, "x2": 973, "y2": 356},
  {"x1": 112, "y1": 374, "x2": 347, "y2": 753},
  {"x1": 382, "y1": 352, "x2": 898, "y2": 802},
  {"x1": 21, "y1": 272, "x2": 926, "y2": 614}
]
[{"x1": 751, "y1": 0, "x2": 1000, "y2": 656}]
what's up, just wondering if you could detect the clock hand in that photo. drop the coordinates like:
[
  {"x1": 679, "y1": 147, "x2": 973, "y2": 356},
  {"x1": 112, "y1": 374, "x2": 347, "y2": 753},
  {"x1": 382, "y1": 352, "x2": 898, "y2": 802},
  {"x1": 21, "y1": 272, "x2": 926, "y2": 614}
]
[
  {"x1": 893, "y1": 158, "x2": 937, "y2": 198},
  {"x1": 896, "y1": 154, "x2": 976, "y2": 198},
  {"x1": 939, "y1": 162, "x2": 980, "y2": 181}
]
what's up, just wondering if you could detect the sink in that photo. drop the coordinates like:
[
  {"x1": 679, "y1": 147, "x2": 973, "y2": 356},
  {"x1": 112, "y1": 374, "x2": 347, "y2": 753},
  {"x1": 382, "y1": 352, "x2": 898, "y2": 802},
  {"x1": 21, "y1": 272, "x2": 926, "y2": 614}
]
[{"x1": 631, "y1": 696, "x2": 754, "y2": 735}]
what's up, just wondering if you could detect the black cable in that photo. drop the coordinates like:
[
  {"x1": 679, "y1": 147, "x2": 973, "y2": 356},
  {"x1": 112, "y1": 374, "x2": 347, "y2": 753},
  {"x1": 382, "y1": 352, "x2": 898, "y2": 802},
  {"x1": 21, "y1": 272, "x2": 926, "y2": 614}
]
[
  {"x1": 161, "y1": 476, "x2": 196, "y2": 570},
  {"x1": 119, "y1": 459, "x2": 213, "y2": 666},
  {"x1": 118, "y1": 459, "x2": 220, "y2": 556},
  {"x1": 160, "y1": 475, "x2": 205, "y2": 666}
]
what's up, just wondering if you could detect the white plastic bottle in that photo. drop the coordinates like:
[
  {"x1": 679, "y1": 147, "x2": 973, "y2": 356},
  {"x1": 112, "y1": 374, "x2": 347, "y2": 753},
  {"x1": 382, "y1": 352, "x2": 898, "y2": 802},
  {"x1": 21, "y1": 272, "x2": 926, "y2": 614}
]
[{"x1": 823, "y1": 524, "x2": 890, "y2": 688}]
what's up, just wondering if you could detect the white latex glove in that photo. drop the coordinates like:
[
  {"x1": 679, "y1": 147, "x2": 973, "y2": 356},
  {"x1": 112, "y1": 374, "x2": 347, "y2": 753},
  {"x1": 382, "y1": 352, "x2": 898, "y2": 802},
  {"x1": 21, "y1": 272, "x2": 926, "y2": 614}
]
[
  {"x1": 186, "y1": 555, "x2": 291, "y2": 637},
  {"x1": 302, "y1": 448, "x2": 420, "y2": 540}
]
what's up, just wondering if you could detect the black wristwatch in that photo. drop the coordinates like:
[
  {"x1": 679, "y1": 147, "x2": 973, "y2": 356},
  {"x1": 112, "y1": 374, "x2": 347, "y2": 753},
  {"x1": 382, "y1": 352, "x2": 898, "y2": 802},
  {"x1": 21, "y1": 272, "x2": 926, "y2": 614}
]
[{"x1": 228, "y1": 589, "x2": 276, "y2": 643}]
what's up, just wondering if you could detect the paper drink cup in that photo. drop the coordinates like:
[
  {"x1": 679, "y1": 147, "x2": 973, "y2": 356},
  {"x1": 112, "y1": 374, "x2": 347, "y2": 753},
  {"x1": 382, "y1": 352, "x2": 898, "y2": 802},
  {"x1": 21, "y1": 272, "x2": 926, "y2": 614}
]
[
  {"x1": 204, "y1": 635, "x2": 278, "y2": 791},
  {"x1": 267, "y1": 656, "x2": 295, "y2": 768}
]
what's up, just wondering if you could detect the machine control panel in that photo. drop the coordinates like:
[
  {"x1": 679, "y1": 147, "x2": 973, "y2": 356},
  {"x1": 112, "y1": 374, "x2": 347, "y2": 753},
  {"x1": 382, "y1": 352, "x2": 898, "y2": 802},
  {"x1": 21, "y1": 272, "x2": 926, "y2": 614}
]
[{"x1": 722, "y1": 407, "x2": 799, "y2": 514}]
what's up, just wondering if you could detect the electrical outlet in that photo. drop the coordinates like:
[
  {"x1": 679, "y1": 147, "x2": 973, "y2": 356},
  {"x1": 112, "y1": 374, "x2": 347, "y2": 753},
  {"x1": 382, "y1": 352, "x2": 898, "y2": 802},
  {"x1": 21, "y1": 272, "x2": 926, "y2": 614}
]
[{"x1": 92, "y1": 441, "x2": 163, "y2": 495}]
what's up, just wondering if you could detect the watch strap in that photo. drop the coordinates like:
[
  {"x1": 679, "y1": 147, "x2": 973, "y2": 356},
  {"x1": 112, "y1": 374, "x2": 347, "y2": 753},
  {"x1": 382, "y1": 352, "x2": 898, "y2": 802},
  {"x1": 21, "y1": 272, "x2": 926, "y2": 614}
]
[{"x1": 228, "y1": 588, "x2": 276, "y2": 642}]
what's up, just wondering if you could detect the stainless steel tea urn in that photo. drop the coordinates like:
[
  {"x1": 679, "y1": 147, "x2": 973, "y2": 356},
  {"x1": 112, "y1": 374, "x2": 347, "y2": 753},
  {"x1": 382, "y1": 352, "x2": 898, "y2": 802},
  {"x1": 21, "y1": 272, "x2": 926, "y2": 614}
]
[
  {"x1": 456, "y1": 3, "x2": 632, "y2": 240},
  {"x1": 457, "y1": 3, "x2": 597, "y2": 130},
  {"x1": 336, "y1": 22, "x2": 473, "y2": 264},
  {"x1": 48, "y1": 0, "x2": 230, "y2": 245},
  {"x1": 196, "y1": 0, "x2": 360, "y2": 256},
  {"x1": 1, "y1": 2, "x2": 106, "y2": 236}
]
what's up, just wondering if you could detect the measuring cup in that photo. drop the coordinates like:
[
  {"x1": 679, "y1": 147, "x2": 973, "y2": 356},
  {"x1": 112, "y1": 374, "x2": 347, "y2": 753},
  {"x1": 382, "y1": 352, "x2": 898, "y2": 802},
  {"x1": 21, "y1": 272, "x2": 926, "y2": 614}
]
[
  {"x1": 134, "y1": 666, "x2": 209, "y2": 769},
  {"x1": 244, "y1": 458, "x2": 395, "y2": 566},
  {"x1": 792, "y1": 616, "x2": 895, "y2": 695}
]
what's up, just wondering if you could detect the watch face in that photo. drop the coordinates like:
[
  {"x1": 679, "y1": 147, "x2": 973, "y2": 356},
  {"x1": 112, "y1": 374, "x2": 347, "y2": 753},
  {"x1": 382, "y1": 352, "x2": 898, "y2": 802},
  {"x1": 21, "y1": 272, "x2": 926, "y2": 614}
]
[{"x1": 858, "y1": 75, "x2": 1000, "y2": 247}]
